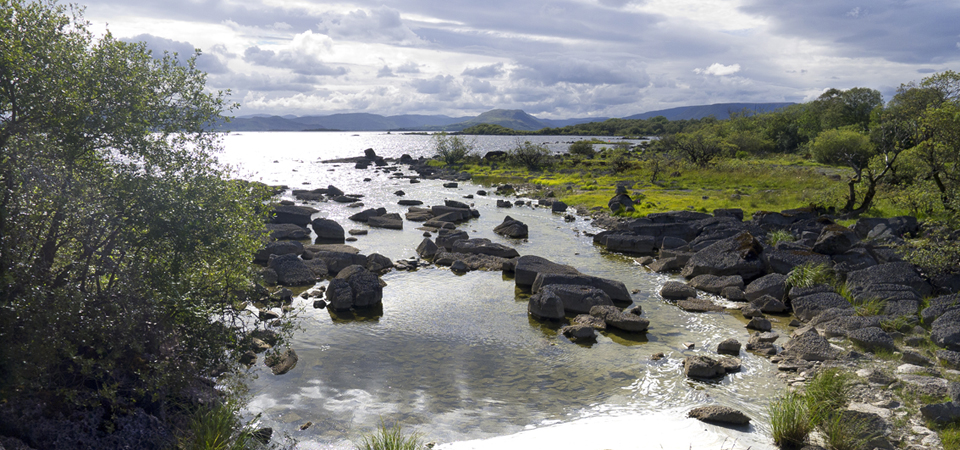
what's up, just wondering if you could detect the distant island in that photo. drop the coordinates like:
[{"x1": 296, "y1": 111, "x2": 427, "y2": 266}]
[{"x1": 217, "y1": 103, "x2": 794, "y2": 133}]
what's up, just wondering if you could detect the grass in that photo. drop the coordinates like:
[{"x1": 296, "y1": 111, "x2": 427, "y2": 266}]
[
  {"x1": 785, "y1": 263, "x2": 836, "y2": 289},
  {"x1": 852, "y1": 296, "x2": 887, "y2": 316},
  {"x1": 355, "y1": 422, "x2": 424, "y2": 450},
  {"x1": 768, "y1": 390, "x2": 812, "y2": 449},
  {"x1": 768, "y1": 369, "x2": 861, "y2": 449},
  {"x1": 803, "y1": 368, "x2": 852, "y2": 420},
  {"x1": 818, "y1": 411, "x2": 875, "y2": 450},
  {"x1": 180, "y1": 401, "x2": 255, "y2": 450},
  {"x1": 767, "y1": 229, "x2": 795, "y2": 246},
  {"x1": 943, "y1": 423, "x2": 960, "y2": 450}
]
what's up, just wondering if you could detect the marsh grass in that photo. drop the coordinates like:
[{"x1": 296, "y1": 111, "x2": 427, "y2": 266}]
[
  {"x1": 356, "y1": 422, "x2": 424, "y2": 450},
  {"x1": 942, "y1": 423, "x2": 960, "y2": 450},
  {"x1": 804, "y1": 369, "x2": 851, "y2": 421}
]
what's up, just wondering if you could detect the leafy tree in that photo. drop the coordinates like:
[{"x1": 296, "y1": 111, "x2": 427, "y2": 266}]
[
  {"x1": 0, "y1": 0, "x2": 269, "y2": 433},
  {"x1": 509, "y1": 139, "x2": 552, "y2": 170},
  {"x1": 810, "y1": 128, "x2": 890, "y2": 214},
  {"x1": 915, "y1": 100, "x2": 960, "y2": 211},
  {"x1": 671, "y1": 130, "x2": 727, "y2": 168},
  {"x1": 432, "y1": 132, "x2": 474, "y2": 166},
  {"x1": 568, "y1": 139, "x2": 596, "y2": 157}
]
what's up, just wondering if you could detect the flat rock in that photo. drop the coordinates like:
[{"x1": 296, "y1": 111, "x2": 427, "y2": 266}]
[
  {"x1": 538, "y1": 284, "x2": 614, "y2": 315},
  {"x1": 847, "y1": 327, "x2": 896, "y2": 352},
  {"x1": 681, "y1": 231, "x2": 765, "y2": 280},
  {"x1": 271, "y1": 204, "x2": 318, "y2": 226},
  {"x1": 688, "y1": 274, "x2": 744, "y2": 294},
  {"x1": 452, "y1": 238, "x2": 520, "y2": 259},
  {"x1": 660, "y1": 281, "x2": 698, "y2": 300},
  {"x1": 590, "y1": 305, "x2": 649, "y2": 332},
  {"x1": 780, "y1": 328, "x2": 839, "y2": 361},
  {"x1": 368, "y1": 213, "x2": 403, "y2": 230},
  {"x1": 678, "y1": 298, "x2": 724, "y2": 313},
  {"x1": 687, "y1": 405, "x2": 750, "y2": 425},
  {"x1": 267, "y1": 223, "x2": 311, "y2": 240},
  {"x1": 532, "y1": 273, "x2": 631, "y2": 303}
]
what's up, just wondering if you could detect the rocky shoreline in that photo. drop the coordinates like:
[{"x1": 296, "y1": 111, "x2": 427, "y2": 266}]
[{"x1": 246, "y1": 148, "x2": 959, "y2": 449}]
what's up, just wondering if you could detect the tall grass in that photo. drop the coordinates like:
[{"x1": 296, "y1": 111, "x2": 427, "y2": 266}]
[
  {"x1": 803, "y1": 368, "x2": 851, "y2": 420},
  {"x1": 768, "y1": 369, "x2": 869, "y2": 449},
  {"x1": 817, "y1": 411, "x2": 874, "y2": 450},
  {"x1": 767, "y1": 229, "x2": 796, "y2": 246},
  {"x1": 768, "y1": 390, "x2": 812, "y2": 449},
  {"x1": 356, "y1": 422, "x2": 424, "y2": 450},
  {"x1": 785, "y1": 263, "x2": 836, "y2": 289},
  {"x1": 180, "y1": 401, "x2": 255, "y2": 450}
]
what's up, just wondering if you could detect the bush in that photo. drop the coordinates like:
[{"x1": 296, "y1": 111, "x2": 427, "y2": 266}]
[
  {"x1": 509, "y1": 140, "x2": 552, "y2": 170},
  {"x1": 433, "y1": 132, "x2": 474, "y2": 166},
  {"x1": 568, "y1": 140, "x2": 595, "y2": 157}
]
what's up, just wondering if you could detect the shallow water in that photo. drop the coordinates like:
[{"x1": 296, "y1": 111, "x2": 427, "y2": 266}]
[{"x1": 219, "y1": 132, "x2": 783, "y2": 449}]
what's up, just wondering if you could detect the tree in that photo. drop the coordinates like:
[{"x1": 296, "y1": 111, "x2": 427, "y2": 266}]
[
  {"x1": 671, "y1": 129, "x2": 726, "y2": 168},
  {"x1": 509, "y1": 139, "x2": 552, "y2": 170},
  {"x1": 810, "y1": 129, "x2": 888, "y2": 214},
  {"x1": 432, "y1": 132, "x2": 474, "y2": 166},
  {"x1": 0, "y1": 0, "x2": 269, "y2": 433},
  {"x1": 568, "y1": 139, "x2": 596, "y2": 157}
]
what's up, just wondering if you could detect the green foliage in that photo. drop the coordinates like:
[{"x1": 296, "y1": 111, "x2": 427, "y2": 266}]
[
  {"x1": 768, "y1": 390, "x2": 812, "y2": 448},
  {"x1": 181, "y1": 401, "x2": 256, "y2": 450},
  {"x1": 804, "y1": 369, "x2": 852, "y2": 419},
  {"x1": 670, "y1": 129, "x2": 727, "y2": 168},
  {"x1": 568, "y1": 140, "x2": 596, "y2": 157},
  {"x1": 942, "y1": 423, "x2": 960, "y2": 450},
  {"x1": 902, "y1": 225, "x2": 960, "y2": 276},
  {"x1": 817, "y1": 411, "x2": 875, "y2": 450},
  {"x1": 810, "y1": 129, "x2": 874, "y2": 168},
  {"x1": 767, "y1": 230, "x2": 796, "y2": 246},
  {"x1": 432, "y1": 132, "x2": 474, "y2": 166},
  {"x1": 786, "y1": 263, "x2": 836, "y2": 289},
  {"x1": 0, "y1": 0, "x2": 271, "y2": 428},
  {"x1": 509, "y1": 140, "x2": 552, "y2": 170},
  {"x1": 356, "y1": 422, "x2": 424, "y2": 450}
]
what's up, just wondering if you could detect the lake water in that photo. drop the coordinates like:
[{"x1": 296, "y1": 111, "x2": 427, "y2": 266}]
[{"x1": 218, "y1": 132, "x2": 784, "y2": 449}]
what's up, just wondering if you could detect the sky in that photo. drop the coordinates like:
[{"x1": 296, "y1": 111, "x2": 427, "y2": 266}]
[{"x1": 79, "y1": 0, "x2": 960, "y2": 119}]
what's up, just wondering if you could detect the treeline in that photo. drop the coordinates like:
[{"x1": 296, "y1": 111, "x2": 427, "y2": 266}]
[{"x1": 461, "y1": 116, "x2": 711, "y2": 136}]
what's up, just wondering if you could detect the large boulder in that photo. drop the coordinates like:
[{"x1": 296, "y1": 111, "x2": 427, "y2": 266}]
[
  {"x1": 368, "y1": 213, "x2": 403, "y2": 230},
  {"x1": 513, "y1": 255, "x2": 580, "y2": 287},
  {"x1": 750, "y1": 295, "x2": 787, "y2": 314},
  {"x1": 681, "y1": 232, "x2": 765, "y2": 280},
  {"x1": 763, "y1": 248, "x2": 833, "y2": 275},
  {"x1": 416, "y1": 238, "x2": 440, "y2": 259},
  {"x1": 436, "y1": 229, "x2": 470, "y2": 250},
  {"x1": 688, "y1": 274, "x2": 744, "y2": 294},
  {"x1": 267, "y1": 254, "x2": 317, "y2": 286},
  {"x1": 744, "y1": 273, "x2": 787, "y2": 301},
  {"x1": 537, "y1": 284, "x2": 615, "y2": 315},
  {"x1": 846, "y1": 262, "x2": 933, "y2": 299},
  {"x1": 349, "y1": 207, "x2": 386, "y2": 222},
  {"x1": 852, "y1": 216, "x2": 919, "y2": 239},
  {"x1": 325, "y1": 265, "x2": 383, "y2": 310},
  {"x1": 922, "y1": 294, "x2": 960, "y2": 325},
  {"x1": 309, "y1": 250, "x2": 368, "y2": 275},
  {"x1": 452, "y1": 238, "x2": 520, "y2": 259},
  {"x1": 589, "y1": 305, "x2": 649, "y2": 332},
  {"x1": 266, "y1": 223, "x2": 310, "y2": 240},
  {"x1": 932, "y1": 308, "x2": 960, "y2": 351},
  {"x1": 847, "y1": 327, "x2": 896, "y2": 352},
  {"x1": 365, "y1": 253, "x2": 394, "y2": 273},
  {"x1": 597, "y1": 233, "x2": 657, "y2": 255},
  {"x1": 528, "y1": 289, "x2": 565, "y2": 320},
  {"x1": 608, "y1": 193, "x2": 635, "y2": 212},
  {"x1": 791, "y1": 292, "x2": 852, "y2": 322},
  {"x1": 660, "y1": 281, "x2": 698, "y2": 300},
  {"x1": 812, "y1": 224, "x2": 860, "y2": 255},
  {"x1": 780, "y1": 328, "x2": 840, "y2": 361},
  {"x1": 683, "y1": 355, "x2": 726, "y2": 379},
  {"x1": 532, "y1": 273, "x2": 631, "y2": 303},
  {"x1": 255, "y1": 240, "x2": 304, "y2": 263},
  {"x1": 493, "y1": 216, "x2": 529, "y2": 239},
  {"x1": 311, "y1": 218, "x2": 345, "y2": 244},
  {"x1": 270, "y1": 204, "x2": 318, "y2": 226}
]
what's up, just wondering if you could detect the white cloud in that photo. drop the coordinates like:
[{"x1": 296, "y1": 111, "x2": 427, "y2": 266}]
[{"x1": 695, "y1": 63, "x2": 742, "y2": 76}]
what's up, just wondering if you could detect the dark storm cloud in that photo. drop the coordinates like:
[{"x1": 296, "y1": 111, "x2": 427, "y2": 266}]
[
  {"x1": 243, "y1": 46, "x2": 348, "y2": 77},
  {"x1": 123, "y1": 34, "x2": 229, "y2": 74},
  {"x1": 740, "y1": 0, "x2": 960, "y2": 64}
]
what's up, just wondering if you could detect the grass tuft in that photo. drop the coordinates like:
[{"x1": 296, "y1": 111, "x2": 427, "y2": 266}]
[
  {"x1": 818, "y1": 411, "x2": 875, "y2": 450},
  {"x1": 767, "y1": 229, "x2": 796, "y2": 246},
  {"x1": 768, "y1": 390, "x2": 812, "y2": 449},
  {"x1": 785, "y1": 263, "x2": 836, "y2": 289},
  {"x1": 356, "y1": 421, "x2": 424, "y2": 450}
]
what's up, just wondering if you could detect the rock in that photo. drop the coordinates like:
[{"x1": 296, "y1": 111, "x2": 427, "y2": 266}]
[
  {"x1": 812, "y1": 224, "x2": 860, "y2": 255},
  {"x1": 751, "y1": 295, "x2": 787, "y2": 314},
  {"x1": 573, "y1": 314, "x2": 606, "y2": 330},
  {"x1": 747, "y1": 317, "x2": 772, "y2": 331},
  {"x1": 847, "y1": 327, "x2": 896, "y2": 352},
  {"x1": 365, "y1": 253, "x2": 394, "y2": 273},
  {"x1": 688, "y1": 274, "x2": 744, "y2": 294},
  {"x1": 404, "y1": 207, "x2": 434, "y2": 222},
  {"x1": 596, "y1": 233, "x2": 657, "y2": 255},
  {"x1": 746, "y1": 332, "x2": 778, "y2": 356},
  {"x1": 660, "y1": 281, "x2": 698, "y2": 300},
  {"x1": 791, "y1": 292, "x2": 852, "y2": 322},
  {"x1": 416, "y1": 238, "x2": 439, "y2": 259},
  {"x1": 741, "y1": 305, "x2": 764, "y2": 318},
  {"x1": 266, "y1": 223, "x2": 311, "y2": 240},
  {"x1": 608, "y1": 193, "x2": 635, "y2": 212},
  {"x1": 920, "y1": 402, "x2": 960, "y2": 424},
  {"x1": 252, "y1": 427, "x2": 274, "y2": 445},
  {"x1": 311, "y1": 218, "x2": 345, "y2": 244},
  {"x1": 932, "y1": 308, "x2": 960, "y2": 350},
  {"x1": 313, "y1": 299, "x2": 327, "y2": 309},
  {"x1": 398, "y1": 199, "x2": 423, "y2": 206},
  {"x1": 239, "y1": 350, "x2": 257, "y2": 365},
  {"x1": 780, "y1": 328, "x2": 839, "y2": 361},
  {"x1": 265, "y1": 348, "x2": 298, "y2": 375},
  {"x1": 532, "y1": 273, "x2": 631, "y2": 303},
  {"x1": 590, "y1": 305, "x2": 649, "y2": 332},
  {"x1": 900, "y1": 374, "x2": 949, "y2": 398},
  {"x1": 688, "y1": 405, "x2": 750, "y2": 425},
  {"x1": 683, "y1": 355, "x2": 725, "y2": 379},
  {"x1": 436, "y1": 229, "x2": 469, "y2": 250},
  {"x1": 332, "y1": 195, "x2": 361, "y2": 203},
  {"x1": 496, "y1": 199, "x2": 512, "y2": 208},
  {"x1": 255, "y1": 240, "x2": 303, "y2": 263},
  {"x1": 721, "y1": 286, "x2": 747, "y2": 301},
  {"x1": 271, "y1": 204, "x2": 318, "y2": 226},
  {"x1": 452, "y1": 238, "x2": 520, "y2": 258},
  {"x1": 717, "y1": 339, "x2": 742, "y2": 355},
  {"x1": 513, "y1": 255, "x2": 580, "y2": 287},
  {"x1": 267, "y1": 254, "x2": 317, "y2": 286},
  {"x1": 324, "y1": 265, "x2": 383, "y2": 310},
  {"x1": 493, "y1": 216, "x2": 529, "y2": 239},
  {"x1": 681, "y1": 232, "x2": 765, "y2": 280},
  {"x1": 559, "y1": 324, "x2": 598, "y2": 341},
  {"x1": 921, "y1": 294, "x2": 960, "y2": 325},
  {"x1": 678, "y1": 298, "x2": 724, "y2": 312},
  {"x1": 852, "y1": 216, "x2": 918, "y2": 239},
  {"x1": 349, "y1": 207, "x2": 387, "y2": 222},
  {"x1": 443, "y1": 182, "x2": 459, "y2": 188},
  {"x1": 368, "y1": 213, "x2": 403, "y2": 230},
  {"x1": 902, "y1": 350, "x2": 933, "y2": 366},
  {"x1": 846, "y1": 261, "x2": 933, "y2": 299},
  {"x1": 938, "y1": 349, "x2": 960, "y2": 369},
  {"x1": 394, "y1": 190, "x2": 405, "y2": 196},
  {"x1": 538, "y1": 284, "x2": 614, "y2": 314},
  {"x1": 744, "y1": 273, "x2": 787, "y2": 301},
  {"x1": 551, "y1": 201, "x2": 568, "y2": 213},
  {"x1": 450, "y1": 260, "x2": 469, "y2": 273},
  {"x1": 308, "y1": 250, "x2": 367, "y2": 275},
  {"x1": 763, "y1": 248, "x2": 833, "y2": 275},
  {"x1": 528, "y1": 289, "x2": 565, "y2": 320}
]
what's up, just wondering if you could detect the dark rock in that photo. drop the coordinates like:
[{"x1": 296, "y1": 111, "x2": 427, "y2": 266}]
[
  {"x1": 762, "y1": 248, "x2": 832, "y2": 275},
  {"x1": 721, "y1": 286, "x2": 747, "y2": 301},
  {"x1": 573, "y1": 314, "x2": 607, "y2": 330},
  {"x1": 255, "y1": 240, "x2": 304, "y2": 263},
  {"x1": 416, "y1": 238, "x2": 439, "y2": 259},
  {"x1": 271, "y1": 204, "x2": 318, "y2": 226},
  {"x1": 847, "y1": 327, "x2": 896, "y2": 352},
  {"x1": 559, "y1": 324, "x2": 598, "y2": 341},
  {"x1": 368, "y1": 213, "x2": 403, "y2": 230},
  {"x1": 496, "y1": 199, "x2": 513, "y2": 208},
  {"x1": 267, "y1": 223, "x2": 311, "y2": 240},
  {"x1": 852, "y1": 216, "x2": 918, "y2": 239},
  {"x1": 608, "y1": 193, "x2": 635, "y2": 212},
  {"x1": 920, "y1": 402, "x2": 960, "y2": 424},
  {"x1": 744, "y1": 273, "x2": 787, "y2": 301},
  {"x1": 812, "y1": 224, "x2": 860, "y2": 255},
  {"x1": 846, "y1": 262, "x2": 933, "y2": 299},
  {"x1": 450, "y1": 260, "x2": 469, "y2": 273},
  {"x1": 398, "y1": 199, "x2": 424, "y2": 206},
  {"x1": 746, "y1": 317, "x2": 772, "y2": 331},
  {"x1": 597, "y1": 233, "x2": 657, "y2": 255},
  {"x1": 713, "y1": 209, "x2": 744, "y2": 221},
  {"x1": 443, "y1": 182, "x2": 459, "y2": 188},
  {"x1": 365, "y1": 253, "x2": 394, "y2": 273},
  {"x1": 551, "y1": 201, "x2": 568, "y2": 213},
  {"x1": 741, "y1": 305, "x2": 764, "y2": 319},
  {"x1": 532, "y1": 273, "x2": 631, "y2": 303},
  {"x1": 493, "y1": 215, "x2": 529, "y2": 239},
  {"x1": 332, "y1": 195, "x2": 361, "y2": 203},
  {"x1": 922, "y1": 294, "x2": 960, "y2": 324},
  {"x1": 434, "y1": 251, "x2": 513, "y2": 271},
  {"x1": 436, "y1": 229, "x2": 469, "y2": 250},
  {"x1": 678, "y1": 298, "x2": 724, "y2": 312},
  {"x1": 325, "y1": 265, "x2": 383, "y2": 310},
  {"x1": 932, "y1": 308, "x2": 960, "y2": 350},
  {"x1": 751, "y1": 295, "x2": 787, "y2": 314},
  {"x1": 311, "y1": 218, "x2": 345, "y2": 244},
  {"x1": 831, "y1": 248, "x2": 878, "y2": 273},
  {"x1": 309, "y1": 250, "x2": 367, "y2": 275},
  {"x1": 718, "y1": 339, "x2": 742, "y2": 355},
  {"x1": 791, "y1": 292, "x2": 852, "y2": 322},
  {"x1": 589, "y1": 305, "x2": 649, "y2": 332},
  {"x1": 265, "y1": 348, "x2": 298, "y2": 375},
  {"x1": 688, "y1": 274, "x2": 744, "y2": 294},
  {"x1": 688, "y1": 405, "x2": 750, "y2": 425},
  {"x1": 660, "y1": 281, "x2": 698, "y2": 300},
  {"x1": 267, "y1": 254, "x2": 317, "y2": 286},
  {"x1": 780, "y1": 328, "x2": 839, "y2": 361},
  {"x1": 452, "y1": 238, "x2": 520, "y2": 258},
  {"x1": 683, "y1": 355, "x2": 726, "y2": 379},
  {"x1": 538, "y1": 284, "x2": 614, "y2": 314},
  {"x1": 404, "y1": 207, "x2": 434, "y2": 222},
  {"x1": 528, "y1": 289, "x2": 565, "y2": 320},
  {"x1": 514, "y1": 255, "x2": 580, "y2": 287},
  {"x1": 349, "y1": 207, "x2": 387, "y2": 222}
]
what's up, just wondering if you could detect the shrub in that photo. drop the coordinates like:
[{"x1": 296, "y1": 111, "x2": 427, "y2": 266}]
[
  {"x1": 510, "y1": 140, "x2": 552, "y2": 170},
  {"x1": 568, "y1": 140, "x2": 595, "y2": 157},
  {"x1": 433, "y1": 132, "x2": 474, "y2": 166}
]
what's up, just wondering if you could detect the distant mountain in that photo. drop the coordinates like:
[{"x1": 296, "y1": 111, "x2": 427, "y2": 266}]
[
  {"x1": 438, "y1": 109, "x2": 547, "y2": 132},
  {"x1": 219, "y1": 113, "x2": 470, "y2": 132},
  {"x1": 624, "y1": 102, "x2": 794, "y2": 121}
]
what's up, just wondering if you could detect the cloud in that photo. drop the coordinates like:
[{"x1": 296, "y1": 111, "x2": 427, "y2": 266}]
[
  {"x1": 242, "y1": 31, "x2": 347, "y2": 77},
  {"x1": 123, "y1": 34, "x2": 229, "y2": 74},
  {"x1": 512, "y1": 57, "x2": 644, "y2": 86},
  {"x1": 694, "y1": 63, "x2": 742, "y2": 76},
  {"x1": 409, "y1": 75, "x2": 462, "y2": 100},
  {"x1": 462, "y1": 63, "x2": 504, "y2": 78},
  {"x1": 316, "y1": 6, "x2": 423, "y2": 45},
  {"x1": 395, "y1": 62, "x2": 421, "y2": 74},
  {"x1": 376, "y1": 65, "x2": 395, "y2": 78}
]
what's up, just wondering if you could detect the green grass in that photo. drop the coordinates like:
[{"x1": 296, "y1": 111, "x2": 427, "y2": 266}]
[
  {"x1": 852, "y1": 296, "x2": 887, "y2": 316},
  {"x1": 785, "y1": 263, "x2": 836, "y2": 289},
  {"x1": 817, "y1": 411, "x2": 875, "y2": 450},
  {"x1": 767, "y1": 229, "x2": 796, "y2": 246},
  {"x1": 180, "y1": 401, "x2": 254, "y2": 450},
  {"x1": 943, "y1": 423, "x2": 960, "y2": 450},
  {"x1": 356, "y1": 422, "x2": 424, "y2": 450},
  {"x1": 804, "y1": 368, "x2": 852, "y2": 421},
  {"x1": 768, "y1": 390, "x2": 812, "y2": 449}
]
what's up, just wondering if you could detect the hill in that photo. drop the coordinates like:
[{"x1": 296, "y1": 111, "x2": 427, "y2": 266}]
[{"x1": 625, "y1": 102, "x2": 794, "y2": 121}]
